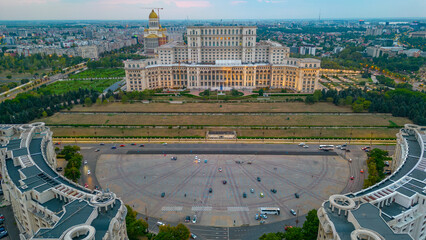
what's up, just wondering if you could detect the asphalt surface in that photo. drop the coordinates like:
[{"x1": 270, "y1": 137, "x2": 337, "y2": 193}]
[
  {"x1": 137, "y1": 211, "x2": 307, "y2": 240},
  {"x1": 0, "y1": 203, "x2": 20, "y2": 240},
  {"x1": 69, "y1": 142, "x2": 394, "y2": 239},
  {"x1": 76, "y1": 143, "x2": 339, "y2": 189}
]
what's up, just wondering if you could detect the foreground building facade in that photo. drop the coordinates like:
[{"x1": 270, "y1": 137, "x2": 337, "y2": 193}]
[
  {"x1": 126, "y1": 13, "x2": 320, "y2": 92},
  {"x1": 0, "y1": 123, "x2": 127, "y2": 240},
  {"x1": 317, "y1": 124, "x2": 426, "y2": 240}
]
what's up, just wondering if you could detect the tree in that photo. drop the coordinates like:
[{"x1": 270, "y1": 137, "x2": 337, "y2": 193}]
[
  {"x1": 155, "y1": 223, "x2": 190, "y2": 240},
  {"x1": 96, "y1": 98, "x2": 102, "y2": 105},
  {"x1": 352, "y1": 103, "x2": 364, "y2": 113},
  {"x1": 312, "y1": 90, "x2": 322, "y2": 102},
  {"x1": 42, "y1": 111, "x2": 48, "y2": 118},
  {"x1": 305, "y1": 95, "x2": 315, "y2": 104},
  {"x1": 126, "y1": 205, "x2": 148, "y2": 240},
  {"x1": 282, "y1": 227, "x2": 303, "y2": 240},
  {"x1": 84, "y1": 97, "x2": 92, "y2": 107},
  {"x1": 121, "y1": 95, "x2": 129, "y2": 104},
  {"x1": 64, "y1": 167, "x2": 80, "y2": 182},
  {"x1": 258, "y1": 89, "x2": 264, "y2": 96},
  {"x1": 302, "y1": 209, "x2": 319, "y2": 239},
  {"x1": 259, "y1": 232, "x2": 285, "y2": 240}
]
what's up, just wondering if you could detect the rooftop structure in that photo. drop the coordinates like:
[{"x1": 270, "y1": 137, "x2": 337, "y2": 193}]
[
  {"x1": 0, "y1": 123, "x2": 128, "y2": 240},
  {"x1": 317, "y1": 124, "x2": 426, "y2": 240}
]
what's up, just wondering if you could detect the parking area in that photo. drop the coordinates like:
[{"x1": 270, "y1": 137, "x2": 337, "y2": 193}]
[
  {"x1": 96, "y1": 152, "x2": 349, "y2": 227},
  {"x1": 0, "y1": 203, "x2": 20, "y2": 240}
]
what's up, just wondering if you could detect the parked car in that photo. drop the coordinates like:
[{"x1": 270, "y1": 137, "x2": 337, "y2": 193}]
[
  {"x1": 119, "y1": 144, "x2": 125, "y2": 147},
  {"x1": 260, "y1": 214, "x2": 268, "y2": 219},
  {"x1": 209, "y1": 188, "x2": 212, "y2": 193},
  {"x1": 290, "y1": 209, "x2": 297, "y2": 216},
  {"x1": 360, "y1": 169, "x2": 364, "y2": 173},
  {"x1": 260, "y1": 192, "x2": 264, "y2": 198},
  {"x1": 255, "y1": 214, "x2": 260, "y2": 220},
  {"x1": 250, "y1": 188, "x2": 254, "y2": 193},
  {"x1": 171, "y1": 156, "x2": 177, "y2": 160},
  {"x1": 190, "y1": 233, "x2": 197, "y2": 239},
  {"x1": 54, "y1": 142, "x2": 61, "y2": 145},
  {"x1": 87, "y1": 170, "x2": 91, "y2": 175},
  {"x1": 111, "y1": 146, "x2": 116, "y2": 149},
  {"x1": 257, "y1": 177, "x2": 261, "y2": 182},
  {"x1": 131, "y1": 143, "x2": 136, "y2": 146},
  {"x1": 384, "y1": 170, "x2": 392, "y2": 175},
  {"x1": 84, "y1": 183, "x2": 89, "y2": 188},
  {"x1": 56, "y1": 167, "x2": 63, "y2": 172},
  {"x1": 156, "y1": 221, "x2": 165, "y2": 226},
  {"x1": 0, "y1": 227, "x2": 4, "y2": 233},
  {"x1": 218, "y1": 168, "x2": 222, "y2": 172},
  {"x1": 84, "y1": 160, "x2": 87, "y2": 165},
  {"x1": 161, "y1": 192, "x2": 165, "y2": 198},
  {"x1": 139, "y1": 144, "x2": 145, "y2": 147},
  {"x1": 350, "y1": 176, "x2": 354, "y2": 180},
  {"x1": 95, "y1": 148, "x2": 100, "y2": 152},
  {"x1": 243, "y1": 192, "x2": 247, "y2": 198},
  {"x1": 185, "y1": 216, "x2": 191, "y2": 223},
  {"x1": 204, "y1": 159, "x2": 208, "y2": 163},
  {"x1": 0, "y1": 230, "x2": 8, "y2": 239},
  {"x1": 303, "y1": 145, "x2": 309, "y2": 148},
  {"x1": 99, "y1": 143, "x2": 105, "y2": 145},
  {"x1": 222, "y1": 180, "x2": 227, "y2": 184},
  {"x1": 294, "y1": 193, "x2": 300, "y2": 198},
  {"x1": 298, "y1": 143, "x2": 305, "y2": 146},
  {"x1": 192, "y1": 215, "x2": 197, "y2": 224},
  {"x1": 270, "y1": 189, "x2": 277, "y2": 194},
  {"x1": 285, "y1": 225, "x2": 293, "y2": 231}
]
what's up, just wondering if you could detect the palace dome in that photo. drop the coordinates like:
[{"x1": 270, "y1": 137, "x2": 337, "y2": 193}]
[{"x1": 149, "y1": 10, "x2": 158, "y2": 19}]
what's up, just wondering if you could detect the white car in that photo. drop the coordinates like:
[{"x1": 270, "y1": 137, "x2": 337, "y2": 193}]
[
  {"x1": 84, "y1": 160, "x2": 88, "y2": 165},
  {"x1": 192, "y1": 215, "x2": 197, "y2": 223},
  {"x1": 298, "y1": 143, "x2": 305, "y2": 146},
  {"x1": 303, "y1": 145, "x2": 309, "y2": 148},
  {"x1": 87, "y1": 170, "x2": 91, "y2": 175},
  {"x1": 156, "y1": 221, "x2": 165, "y2": 226}
]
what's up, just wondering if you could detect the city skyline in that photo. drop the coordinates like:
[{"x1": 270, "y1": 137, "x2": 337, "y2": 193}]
[{"x1": 0, "y1": 0, "x2": 425, "y2": 21}]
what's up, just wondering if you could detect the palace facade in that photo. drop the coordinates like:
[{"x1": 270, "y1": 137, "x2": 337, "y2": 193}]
[{"x1": 127, "y1": 12, "x2": 321, "y2": 92}]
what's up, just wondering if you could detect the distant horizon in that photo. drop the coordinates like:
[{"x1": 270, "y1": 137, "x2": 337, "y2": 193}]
[
  {"x1": 1, "y1": 0, "x2": 425, "y2": 21},
  {"x1": 0, "y1": 17, "x2": 425, "y2": 23}
]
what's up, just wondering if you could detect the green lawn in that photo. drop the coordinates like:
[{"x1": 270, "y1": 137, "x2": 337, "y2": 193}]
[
  {"x1": 38, "y1": 79, "x2": 120, "y2": 95},
  {"x1": 69, "y1": 68, "x2": 125, "y2": 79}
]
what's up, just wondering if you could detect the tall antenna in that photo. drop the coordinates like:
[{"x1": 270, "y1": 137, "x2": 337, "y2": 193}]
[{"x1": 318, "y1": 9, "x2": 321, "y2": 22}]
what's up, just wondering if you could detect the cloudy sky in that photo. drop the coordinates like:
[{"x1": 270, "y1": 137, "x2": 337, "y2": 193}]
[{"x1": 0, "y1": 0, "x2": 425, "y2": 20}]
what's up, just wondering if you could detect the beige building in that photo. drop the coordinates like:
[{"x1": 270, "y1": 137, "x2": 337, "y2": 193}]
[
  {"x1": 317, "y1": 124, "x2": 426, "y2": 240},
  {"x1": 143, "y1": 10, "x2": 168, "y2": 54},
  {"x1": 126, "y1": 25, "x2": 320, "y2": 92},
  {"x1": 0, "y1": 123, "x2": 128, "y2": 240}
]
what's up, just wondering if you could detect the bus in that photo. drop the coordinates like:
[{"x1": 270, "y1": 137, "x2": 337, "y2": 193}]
[
  {"x1": 260, "y1": 207, "x2": 280, "y2": 215},
  {"x1": 319, "y1": 145, "x2": 334, "y2": 151}
]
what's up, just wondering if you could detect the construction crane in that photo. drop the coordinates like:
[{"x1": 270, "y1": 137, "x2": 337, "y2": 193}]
[{"x1": 140, "y1": 7, "x2": 164, "y2": 20}]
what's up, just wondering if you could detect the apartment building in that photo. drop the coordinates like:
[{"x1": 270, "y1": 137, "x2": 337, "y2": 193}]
[
  {"x1": 317, "y1": 124, "x2": 426, "y2": 240},
  {"x1": 0, "y1": 123, "x2": 128, "y2": 240}
]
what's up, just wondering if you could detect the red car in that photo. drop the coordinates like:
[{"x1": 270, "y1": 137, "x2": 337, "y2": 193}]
[
  {"x1": 285, "y1": 225, "x2": 293, "y2": 231},
  {"x1": 360, "y1": 169, "x2": 364, "y2": 173},
  {"x1": 350, "y1": 176, "x2": 355, "y2": 180},
  {"x1": 120, "y1": 145, "x2": 125, "y2": 147},
  {"x1": 84, "y1": 183, "x2": 89, "y2": 188}
]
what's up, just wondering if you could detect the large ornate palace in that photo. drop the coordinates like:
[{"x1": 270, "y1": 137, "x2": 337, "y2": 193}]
[{"x1": 126, "y1": 11, "x2": 320, "y2": 92}]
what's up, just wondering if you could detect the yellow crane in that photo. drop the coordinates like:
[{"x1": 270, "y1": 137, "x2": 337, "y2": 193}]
[{"x1": 140, "y1": 7, "x2": 164, "y2": 19}]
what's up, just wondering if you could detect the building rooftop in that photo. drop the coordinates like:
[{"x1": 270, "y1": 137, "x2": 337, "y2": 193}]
[
  {"x1": 351, "y1": 204, "x2": 411, "y2": 240},
  {"x1": 34, "y1": 200, "x2": 94, "y2": 239}
]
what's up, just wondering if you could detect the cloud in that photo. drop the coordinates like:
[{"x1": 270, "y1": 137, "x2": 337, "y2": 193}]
[
  {"x1": 173, "y1": 1, "x2": 211, "y2": 8},
  {"x1": 231, "y1": 0, "x2": 247, "y2": 5},
  {"x1": 1, "y1": 0, "x2": 59, "y2": 5},
  {"x1": 257, "y1": 0, "x2": 285, "y2": 3}
]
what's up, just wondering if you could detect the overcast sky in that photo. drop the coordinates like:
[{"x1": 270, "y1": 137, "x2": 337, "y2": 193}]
[{"x1": 0, "y1": 0, "x2": 425, "y2": 20}]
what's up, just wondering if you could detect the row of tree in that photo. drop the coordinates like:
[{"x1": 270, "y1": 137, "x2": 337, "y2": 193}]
[
  {"x1": 259, "y1": 209, "x2": 319, "y2": 240},
  {"x1": 87, "y1": 53, "x2": 147, "y2": 69},
  {"x1": 58, "y1": 145, "x2": 83, "y2": 182},
  {"x1": 0, "y1": 88, "x2": 99, "y2": 124},
  {"x1": 306, "y1": 88, "x2": 426, "y2": 125},
  {"x1": 0, "y1": 53, "x2": 84, "y2": 74},
  {"x1": 364, "y1": 148, "x2": 392, "y2": 188}
]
